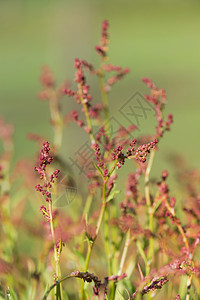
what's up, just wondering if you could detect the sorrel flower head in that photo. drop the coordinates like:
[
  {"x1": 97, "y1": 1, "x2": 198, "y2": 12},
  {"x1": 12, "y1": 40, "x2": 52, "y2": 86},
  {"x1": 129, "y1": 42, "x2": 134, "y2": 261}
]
[
  {"x1": 95, "y1": 20, "x2": 109, "y2": 57},
  {"x1": 142, "y1": 77, "x2": 173, "y2": 139},
  {"x1": 35, "y1": 142, "x2": 60, "y2": 218},
  {"x1": 34, "y1": 141, "x2": 53, "y2": 179}
]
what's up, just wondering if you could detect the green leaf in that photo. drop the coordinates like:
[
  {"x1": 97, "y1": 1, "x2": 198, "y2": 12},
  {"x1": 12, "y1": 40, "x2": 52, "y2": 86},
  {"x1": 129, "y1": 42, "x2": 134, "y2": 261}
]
[
  {"x1": 152, "y1": 198, "x2": 162, "y2": 214},
  {"x1": 6, "y1": 287, "x2": 18, "y2": 300},
  {"x1": 179, "y1": 275, "x2": 187, "y2": 299},
  {"x1": 92, "y1": 162, "x2": 103, "y2": 178},
  {"x1": 106, "y1": 190, "x2": 121, "y2": 203},
  {"x1": 116, "y1": 288, "x2": 125, "y2": 300},
  {"x1": 136, "y1": 240, "x2": 148, "y2": 265}
]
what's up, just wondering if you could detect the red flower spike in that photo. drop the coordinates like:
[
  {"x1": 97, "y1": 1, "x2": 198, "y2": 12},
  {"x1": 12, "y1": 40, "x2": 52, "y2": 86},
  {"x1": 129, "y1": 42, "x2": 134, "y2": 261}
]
[{"x1": 35, "y1": 142, "x2": 60, "y2": 216}]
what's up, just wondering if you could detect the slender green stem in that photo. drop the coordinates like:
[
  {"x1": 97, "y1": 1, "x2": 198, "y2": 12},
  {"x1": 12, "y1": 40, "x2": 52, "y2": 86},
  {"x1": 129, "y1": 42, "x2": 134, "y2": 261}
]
[
  {"x1": 104, "y1": 206, "x2": 112, "y2": 274},
  {"x1": 83, "y1": 100, "x2": 95, "y2": 143},
  {"x1": 80, "y1": 242, "x2": 93, "y2": 300},
  {"x1": 48, "y1": 201, "x2": 62, "y2": 298},
  {"x1": 136, "y1": 240, "x2": 148, "y2": 267},
  {"x1": 95, "y1": 181, "x2": 107, "y2": 236},
  {"x1": 98, "y1": 65, "x2": 110, "y2": 136},
  {"x1": 78, "y1": 84, "x2": 95, "y2": 144},
  {"x1": 117, "y1": 230, "x2": 131, "y2": 276},
  {"x1": 163, "y1": 197, "x2": 190, "y2": 253},
  {"x1": 48, "y1": 90, "x2": 64, "y2": 300},
  {"x1": 80, "y1": 181, "x2": 107, "y2": 299},
  {"x1": 104, "y1": 204, "x2": 114, "y2": 299},
  {"x1": 145, "y1": 149, "x2": 155, "y2": 207},
  {"x1": 162, "y1": 195, "x2": 192, "y2": 300},
  {"x1": 42, "y1": 274, "x2": 73, "y2": 300},
  {"x1": 145, "y1": 149, "x2": 156, "y2": 276},
  {"x1": 110, "y1": 230, "x2": 131, "y2": 300},
  {"x1": 43, "y1": 169, "x2": 62, "y2": 299}
]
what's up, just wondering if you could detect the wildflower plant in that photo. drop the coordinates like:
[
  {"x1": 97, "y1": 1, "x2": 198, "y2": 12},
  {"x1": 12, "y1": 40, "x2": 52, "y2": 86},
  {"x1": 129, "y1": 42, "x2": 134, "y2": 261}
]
[{"x1": 0, "y1": 19, "x2": 200, "y2": 300}]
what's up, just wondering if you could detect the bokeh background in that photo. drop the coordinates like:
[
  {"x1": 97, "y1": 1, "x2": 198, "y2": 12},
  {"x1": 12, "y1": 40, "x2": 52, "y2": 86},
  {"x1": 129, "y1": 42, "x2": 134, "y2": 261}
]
[{"x1": 1, "y1": 0, "x2": 200, "y2": 188}]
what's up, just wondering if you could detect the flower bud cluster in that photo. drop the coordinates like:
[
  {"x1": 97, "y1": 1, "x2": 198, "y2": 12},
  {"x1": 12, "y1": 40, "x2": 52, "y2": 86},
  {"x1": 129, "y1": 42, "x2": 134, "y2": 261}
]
[
  {"x1": 126, "y1": 139, "x2": 158, "y2": 163},
  {"x1": 142, "y1": 78, "x2": 173, "y2": 138},
  {"x1": 35, "y1": 142, "x2": 60, "y2": 220},
  {"x1": 64, "y1": 58, "x2": 93, "y2": 105},
  {"x1": 88, "y1": 104, "x2": 104, "y2": 120},
  {"x1": 105, "y1": 67, "x2": 130, "y2": 92},
  {"x1": 40, "y1": 205, "x2": 50, "y2": 221},
  {"x1": 95, "y1": 20, "x2": 109, "y2": 57},
  {"x1": 34, "y1": 142, "x2": 53, "y2": 178},
  {"x1": 134, "y1": 139, "x2": 158, "y2": 162},
  {"x1": 157, "y1": 172, "x2": 181, "y2": 226},
  {"x1": 96, "y1": 127, "x2": 115, "y2": 153},
  {"x1": 106, "y1": 174, "x2": 117, "y2": 196},
  {"x1": 92, "y1": 143, "x2": 105, "y2": 169},
  {"x1": 71, "y1": 110, "x2": 85, "y2": 128},
  {"x1": 112, "y1": 145, "x2": 125, "y2": 169}
]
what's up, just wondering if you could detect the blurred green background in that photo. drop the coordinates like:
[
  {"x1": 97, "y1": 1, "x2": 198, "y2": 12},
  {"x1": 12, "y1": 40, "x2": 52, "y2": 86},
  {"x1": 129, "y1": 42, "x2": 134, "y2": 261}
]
[{"x1": 1, "y1": 0, "x2": 200, "y2": 170}]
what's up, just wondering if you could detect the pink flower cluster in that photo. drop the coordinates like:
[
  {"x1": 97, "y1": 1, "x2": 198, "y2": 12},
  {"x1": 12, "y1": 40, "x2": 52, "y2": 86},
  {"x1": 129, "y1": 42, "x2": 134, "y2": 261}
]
[
  {"x1": 142, "y1": 78, "x2": 173, "y2": 139},
  {"x1": 71, "y1": 110, "x2": 84, "y2": 128},
  {"x1": 95, "y1": 20, "x2": 109, "y2": 57},
  {"x1": 112, "y1": 145, "x2": 125, "y2": 169},
  {"x1": 157, "y1": 171, "x2": 180, "y2": 225},
  {"x1": 126, "y1": 138, "x2": 158, "y2": 163},
  {"x1": 35, "y1": 142, "x2": 60, "y2": 204},
  {"x1": 93, "y1": 143, "x2": 104, "y2": 169},
  {"x1": 64, "y1": 20, "x2": 130, "y2": 136},
  {"x1": 64, "y1": 58, "x2": 93, "y2": 106},
  {"x1": 34, "y1": 141, "x2": 53, "y2": 178},
  {"x1": 104, "y1": 67, "x2": 130, "y2": 92}
]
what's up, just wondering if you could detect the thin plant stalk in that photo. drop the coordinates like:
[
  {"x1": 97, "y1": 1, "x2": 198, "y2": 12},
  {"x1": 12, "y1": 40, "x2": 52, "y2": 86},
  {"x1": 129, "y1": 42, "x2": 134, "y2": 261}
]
[
  {"x1": 48, "y1": 202, "x2": 60, "y2": 278},
  {"x1": 78, "y1": 85, "x2": 95, "y2": 144},
  {"x1": 104, "y1": 205, "x2": 112, "y2": 276},
  {"x1": 80, "y1": 181, "x2": 107, "y2": 299},
  {"x1": 99, "y1": 68, "x2": 110, "y2": 136},
  {"x1": 110, "y1": 230, "x2": 131, "y2": 300},
  {"x1": 43, "y1": 170, "x2": 63, "y2": 299},
  {"x1": 42, "y1": 274, "x2": 74, "y2": 300},
  {"x1": 99, "y1": 69, "x2": 115, "y2": 294},
  {"x1": 145, "y1": 149, "x2": 156, "y2": 275},
  {"x1": 117, "y1": 230, "x2": 131, "y2": 277},
  {"x1": 162, "y1": 194, "x2": 191, "y2": 300}
]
